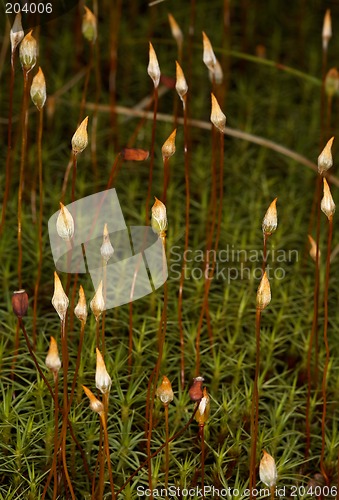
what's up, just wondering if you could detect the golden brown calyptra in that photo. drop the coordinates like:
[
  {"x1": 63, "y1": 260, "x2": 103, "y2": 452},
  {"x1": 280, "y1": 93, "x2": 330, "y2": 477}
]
[
  {"x1": 82, "y1": 6, "x2": 97, "y2": 43},
  {"x1": 12, "y1": 290, "x2": 29, "y2": 318},
  {"x1": 45, "y1": 336, "x2": 62, "y2": 374},
  {"x1": 82, "y1": 385, "x2": 104, "y2": 415},
  {"x1": 156, "y1": 375, "x2": 174, "y2": 405},
  {"x1": 74, "y1": 285, "x2": 88, "y2": 324},
  {"x1": 162, "y1": 129, "x2": 177, "y2": 160}
]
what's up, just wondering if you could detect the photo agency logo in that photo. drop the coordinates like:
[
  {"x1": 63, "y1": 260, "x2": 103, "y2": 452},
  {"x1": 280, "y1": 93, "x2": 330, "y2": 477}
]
[
  {"x1": 48, "y1": 189, "x2": 167, "y2": 311},
  {"x1": 3, "y1": 0, "x2": 79, "y2": 30},
  {"x1": 169, "y1": 246, "x2": 299, "y2": 283}
]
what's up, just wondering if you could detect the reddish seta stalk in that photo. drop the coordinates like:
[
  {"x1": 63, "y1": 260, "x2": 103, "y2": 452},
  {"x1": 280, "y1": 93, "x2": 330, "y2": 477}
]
[{"x1": 320, "y1": 215, "x2": 333, "y2": 484}]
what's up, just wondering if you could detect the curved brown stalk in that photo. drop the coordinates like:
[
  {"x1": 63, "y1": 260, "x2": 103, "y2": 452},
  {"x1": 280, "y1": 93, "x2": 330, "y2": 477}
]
[
  {"x1": 11, "y1": 322, "x2": 20, "y2": 381},
  {"x1": 18, "y1": 69, "x2": 30, "y2": 288},
  {"x1": 320, "y1": 215, "x2": 333, "y2": 484},
  {"x1": 32, "y1": 108, "x2": 44, "y2": 348},
  {"x1": 249, "y1": 308, "x2": 261, "y2": 500},
  {"x1": 0, "y1": 53, "x2": 15, "y2": 235},
  {"x1": 61, "y1": 159, "x2": 73, "y2": 204},
  {"x1": 178, "y1": 95, "x2": 190, "y2": 388},
  {"x1": 106, "y1": 153, "x2": 122, "y2": 190},
  {"x1": 43, "y1": 415, "x2": 92, "y2": 499},
  {"x1": 18, "y1": 318, "x2": 53, "y2": 398},
  {"x1": 67, "y1": 419, "x2": 92, "y2": 481}
]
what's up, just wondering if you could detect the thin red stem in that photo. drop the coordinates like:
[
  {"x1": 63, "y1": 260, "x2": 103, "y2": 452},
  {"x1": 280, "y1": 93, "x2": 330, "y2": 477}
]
[
  {"x1": 178, "y1": 95, "x2": 190, "y2": 388},
  {"x1": 162, "y1": 157, "x2": 170, "y2": 205},
  {"x1": 249, "y1": 308, "x2": 261, "y2": 499},
  {"x1": 18, "y1": 70, "x2": 29, "y2": 288},
  {"x1": 320, "y1": 216, "x2": 333, "y2": 484},
  {"x1": 33, "y1": 108, "x2": 44, "y2": 349},
  {"x1": 147, "y1": 276, "x2": 168, "y2": 499},
  {"x1": 18, "y1": 318, "x2": 53, "y2": 398},
  {"x1": 305, "y1": 175, "x2": 322, "y2": 460},
  {"x1": 164, "y1": 403, "x2": 169, "y2": 494},
  {"x1": 195, "y1": 128, "x2": 225, "y2": 375},
  {"x1": 101, "y1": 413, "x2": 116, "y2": 499},
  {"x1": 69, "y1": 321, "x2": 85, "y2": 408},
  {"x1": 42, "y1": 374, "x2": 59, "y2": 500},
  {"x1": 200, "y1": 424, "x2": 205, "y2": 498},
  {"x1": 60, "y1": 317, "x2": 75, "y2": 500},
  {"x1": 71, "y1": 154, "x2": 77, "y2": 203}
]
